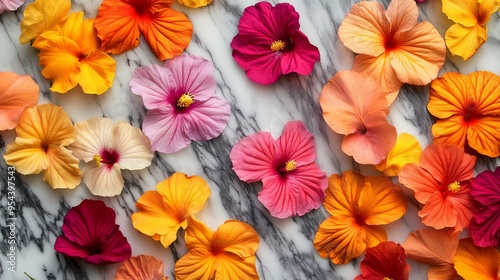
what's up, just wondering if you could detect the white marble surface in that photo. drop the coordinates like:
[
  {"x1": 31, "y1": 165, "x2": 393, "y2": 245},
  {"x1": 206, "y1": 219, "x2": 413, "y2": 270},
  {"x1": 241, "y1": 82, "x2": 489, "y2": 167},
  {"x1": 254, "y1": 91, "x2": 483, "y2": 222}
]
[{"x1": 0, "y1": 0, "x2": 499, "y2": 279}]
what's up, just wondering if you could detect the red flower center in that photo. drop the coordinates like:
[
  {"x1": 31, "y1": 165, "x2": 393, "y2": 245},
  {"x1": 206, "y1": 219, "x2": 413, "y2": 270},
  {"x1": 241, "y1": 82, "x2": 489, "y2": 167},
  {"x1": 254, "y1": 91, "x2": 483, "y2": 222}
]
[
  {"x1": 384, "y1": 35, "x2": 397, "y2": 52},
  {"x1": 462, "y1": 103, "x2": 478, "y2": 122},
  {"x1": 101, "y1": 149, "x2": 120, "y2": 165}
]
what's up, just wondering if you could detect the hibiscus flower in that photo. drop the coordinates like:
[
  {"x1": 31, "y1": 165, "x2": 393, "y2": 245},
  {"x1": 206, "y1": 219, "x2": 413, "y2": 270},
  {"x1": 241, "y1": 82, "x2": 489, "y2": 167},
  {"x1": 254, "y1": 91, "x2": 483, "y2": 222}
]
[
  {"x1": 468, "y1": 167, "x2": 500, "y2": 247},
  {"x1": 399, "y1": 144, "x2": 477, "y2": 231},
  {"x1": 115, "y1": 255, "x2": 167, "y2": 280},
  {"x1": 230, "y1": 120, "x2": 327, "y2": 218},
  {"x1": 313, "y1": 170, "x2": 407, "y2": 264},
  {"x1": 174, "y1": 217, "x2": 260, "y2": 280},
  {"x1": 443, "y1": 0, "x2": 500, "y2": 60},
  {"x1": 70, "y1": 117, "x2": 153, "y2": 196},
  {"x1": 130, "y1": 54, "x2": 230, "y2": 154},
  {"x1": 54, "y1": 199, "x2": 131, "y2": 264},
  {"x1": 0, "y1": 0, "x2": 24, "y2": 14},
  {"x1": 428, "y1": 71, "x2": 500, "y2": 157},
  {"x1": 94, "y1": 0, "x2": 192, "y2": 60},
  {"x1": 355, "y1": 241, "x2": 410, "y2": 280},
  {"x1": 131, "y1": 172, "x2": 211, "y2": 248},
  {"x1": 454, "y1": 238, "x2": 500, "y2": 279},
  {"x1": 0, "y1": 72, "x2": 39, "y2": 131},
  {"x1": 3, "y1": 104, "x2": 81, "y2": 189},
  {"x1": 338, "y1": 0, "x2": 445, "y2": 100},
  {"x1": 320, "y1": 70, "x2": 397, "y2": 164},
  {"x1": 230, "y1": 2, "x2": 320, "y2": 85}
]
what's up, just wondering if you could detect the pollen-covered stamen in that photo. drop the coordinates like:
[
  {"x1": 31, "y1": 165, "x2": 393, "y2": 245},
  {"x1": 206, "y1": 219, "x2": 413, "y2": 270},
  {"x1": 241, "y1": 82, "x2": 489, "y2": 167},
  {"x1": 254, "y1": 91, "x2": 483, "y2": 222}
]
[
  {"x1": 270, "y1": 40, "x2": 287, "y2": 52},
  {"x1": 383, "y1": 277, "x2": 394, "y2": 280},
  {"x1": 285, "y1": 160, "x2": 296, "y2": 172},
  {"x1": 93, "y1": 154, "x2": 102, "y2": 167},
  {"x1": 447, "y1": 181, "x2": 461, "y2": 193},
  {"x1": 177, "y1": 92, "x2": 195, "y2": 108}
]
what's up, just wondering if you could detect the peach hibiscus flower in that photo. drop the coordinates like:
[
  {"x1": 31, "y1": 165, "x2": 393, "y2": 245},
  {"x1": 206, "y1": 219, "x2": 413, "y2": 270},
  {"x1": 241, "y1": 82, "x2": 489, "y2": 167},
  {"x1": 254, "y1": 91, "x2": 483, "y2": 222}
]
[
  {"x1": 338, "y1": 0, "x2": 446, "y2": 101},
  {"x1": 399, "y1": 144, "x2": 477, "y2": 231},
  {"x1": 0, "y1": 72, "x2": 39, "y2": 131},
  {"x1": 115, "y1": 255, "x2": 167, "y2": 280}
]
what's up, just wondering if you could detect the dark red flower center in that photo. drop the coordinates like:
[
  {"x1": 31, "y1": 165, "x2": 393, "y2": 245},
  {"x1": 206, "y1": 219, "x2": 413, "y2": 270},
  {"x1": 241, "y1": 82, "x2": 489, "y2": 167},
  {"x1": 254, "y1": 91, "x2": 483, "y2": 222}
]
[
  {"x1": 384, "y1": 35, "x2": 397, "y2": 52},
  {"x1": 94, "y1": 149, "x2": 120, "y2": 168},
  {"x1": 462, "y1": 103, "x2": 478, "y2": 122},
  {"x1": 129, "y1": 0, "x2": 149, "y2": 15}
]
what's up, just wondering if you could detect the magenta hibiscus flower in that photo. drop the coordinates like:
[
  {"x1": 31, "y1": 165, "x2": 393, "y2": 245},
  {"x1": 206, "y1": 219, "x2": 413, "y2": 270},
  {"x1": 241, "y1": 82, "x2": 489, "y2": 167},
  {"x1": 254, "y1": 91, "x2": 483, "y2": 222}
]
[
  {"x1": 130, "y1": 54, "x2": 231, "y2": 153},
  {"x1": 54, "y1": 199, "x2": 131, "y2": 264},
  {"x1": 230, "y1": 2, "x2": 320, "y2": 85},
  {"x1": 230, "y1": 120, "x2": 327, "y2": 218},
  {"x1": 468, "y1": 167, "x2": 500, "y2": 247}
]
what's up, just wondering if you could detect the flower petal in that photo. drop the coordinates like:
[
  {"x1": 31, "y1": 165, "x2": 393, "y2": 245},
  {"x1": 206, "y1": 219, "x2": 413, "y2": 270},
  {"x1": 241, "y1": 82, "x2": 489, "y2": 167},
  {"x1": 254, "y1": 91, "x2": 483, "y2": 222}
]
[
  {"x1": 115, "y1": 255, "x2": 166, "y2": 280},
  {"x1": 442, "y1": 0, "x2": 480, "y2": 27},
  {"x1": 43, "y1": 146, "x2": 81, "y2": 189},
  {"x1": 467, "y1": 116, "x2": 500, "y2": 157},
  {"x1": 323, "y1": 172, "x2": 363, "y2": 216},
  {"x1": 385, "y1": 0, "x2": 418, "y2": 33},
  {"x1": 353, "y1": 53, "x2": 402, "y2": 99},
  {"x1": 177, "y1": 0, "x2": 212, "y2": 8},
  {"x1": 469, "y1": 206, "x2": 500, "y2": 247},
  {"x1": 39, "y1": 36, "x2": 81, "y2": 93},
  {"x1": 454, "y1": 238, "x2": 500, "y2": 280},
  {"x1": 85, "y1": 226, "x2": 131, "y2": 264},
  {"x1": 175, "y1": 250, "x2": 216, "y2": 280},
  {"x1": 259, "y1": 175, "x2": 297, "y2": 218},
  {"x1": 185, "y1": 216, "x2": 213, "y2": 252},
  {"x1": 478, "y1": 0, "x2": 500, "y2": 25},
  {"x1": 230, "y1": 131, "x2": 276, "y2": 183},
  {"x1": 470, "y1": 167, "x2": 500, "y2": 206},
  {"x1": 71, "y1": 117, "x2": 113, "y2": 162},
  {"x1": 431, "y1": 116, "x2": 468, "y2": 148},
  {"x1": 216, "y1": 254, "x2": 259, "y2": 280},
  {"x1": 361, "y1": 176, "x2": 407, "y2": 225},
  {"x1": 15, "y1": 103, "x2": 76, "y2": 146},
  {"x1": 94, "y1": 0, "x2": 141, "y2": 54},
  {"x1": 212, "y1": 220, "x2": 259, "y2": 258},
  {"x1": 356, "y1": 241, "x2": 410, "y2": 280},
  {"x1": 130, "y1": 64, "x2": 177, "y2": 109},
  {"x1": 19, "y1": 0, "x2": 71, "y2": 44},
  {"x1": 4, "y1": 138, "x2": 49, "y2": 175},
  {"x1": 468, "y1": 71, "x2": 500, "y2": 114},
  {"x1": 402, "y1": 228, "x2": 458, "y2": 280},
  {"x1": 418, "y1": 191, "x2": 468, "y2": 230},
  {"x1": 82, "y1": 163, "x2": 124, "y2": 196},
  {"x1": 140, "y1": 8, "x2": 193, "y2": 60},
  {"x1": 398, "y1": 163, "x2": 440, "y2": 204},
  {"x1": 338, "y1": 0, "x2": 388, "y2": 57},
  {"x1": 111, "y1": 122, "x2": 153, "y2": 170},
  {"x1": 0, "y1": 72, "x2": 39, "y2": 131},
  {"x1": 58, "y1": 12, "x2": 100, "y2": 54},
  {"x1": 390, "y1": 22, "x2": 446, "y2": 86},
  {"x1": 184, "y1": 96, "x2": 231, "y2": 141},
  {"x1": 375, "y1": 133, "x2": 422, "y2": 176},
  {"x1": 142, "y1": 108, "x2": 190, "y2": 153},
  {"x1": 79, "y1": 50, "x2": 116, "y2": 95},
  {"x1": 280, "y1": 31, "x2": 320, "y2": 76},
  {"x1": 445, "y1": 24, "x2": 487, "y2": 60},
  {"x1": 428, "y1": 72, "x2": 471, "y2": 119},
  {"x1": 274, "y1": 121, "x2": 317, "y2": 167}
]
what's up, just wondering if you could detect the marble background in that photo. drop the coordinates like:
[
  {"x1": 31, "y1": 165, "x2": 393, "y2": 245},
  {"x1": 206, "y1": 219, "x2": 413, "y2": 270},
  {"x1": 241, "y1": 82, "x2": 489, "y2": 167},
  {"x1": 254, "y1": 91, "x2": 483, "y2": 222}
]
[{"x1": 1, "y1": 0, "x2": 499, "y2": 279}]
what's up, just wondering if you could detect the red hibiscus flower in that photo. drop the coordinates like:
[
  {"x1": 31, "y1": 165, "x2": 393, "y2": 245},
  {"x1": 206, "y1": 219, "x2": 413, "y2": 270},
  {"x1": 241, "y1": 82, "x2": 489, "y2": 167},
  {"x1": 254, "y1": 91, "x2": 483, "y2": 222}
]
[
  {"x1": 355, "y1": 241, "x2": 410, "y2": 280},
  {"x1": 54, "y1": 199, "x2": 131, "y2": 264},
  {"x1": 230, "y1": 1, "x2": 320, "y2": 85}
]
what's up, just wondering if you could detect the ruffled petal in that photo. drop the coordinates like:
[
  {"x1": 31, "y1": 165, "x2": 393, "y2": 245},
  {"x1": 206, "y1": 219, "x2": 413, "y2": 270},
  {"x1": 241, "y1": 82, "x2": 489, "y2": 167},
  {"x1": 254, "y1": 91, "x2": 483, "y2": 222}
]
[
  {"x1": 454, "y1": 238, "x2": 500, "y2": 280},
  {"x1": 230, "y1": 131, "x2": 276, "y2": 183},
  {"x1": 79, "y1": 50, "x2": 116, "y2": 95},
  {"x1": 212, "y1": 220, "x2": 259, "y2": 258},
  {"x1": 15, "y1": 103, "x2": 75, "y2": 146},
  {"x1": 445, "y1": 24, "x2": 487, "y2": 60},
  {"x1": 467, "y1": 116, "x2": 500, "y2": 157},
  {"x1": 390, "y1": 22, "x2": 446, "y2": 86},
  {"x1": 43, "y1": 146, "x2": 81, "y2": 189},
  {"x1": 469, "y1": 206, "x2": 500, "y2": 247},
  {"x1": 442, "y1": 0, "x2": 480, "y2": 27},
  {"x1": 19, "y1": 0, "x2": 71, "y2": 44},
  {"x1": 361, "y1": 176, "x2": 407, "y2": 225},
  {"x1": 185, "y1": 216, "x2": 213, "y2": 251},
  {"x1": 280, "y1": 30, "x2": 320, "y2": 75},
  {"x1": 385, "y1": 0, "x2": 418, "y2": 33},
  {"x1": 85, "y1": 227, "x2": 131, "y2": 264},
  {"x1": 0, "y1": 72, "x2": 39, "y2": 131},
  {"x1": 130, "y1": 64, "x2": 177, "y2": 109},
  {"x1": 94, "y1": 0, "x2": 141, "y2": 54},
  {"x1": 142, "y1": 108, "x2": 190, "y2": 153},
  {"x1": 323, "y1": 172, "x2": 363, "y2": 216},
  {"x1": 274, "y1": 121, "x2": 317, "y2": 166},
  {"x1": 418, "y1": 192, "x2": 459, "y2": 229},
  {"x1": 114, "y1": 255, "x2": 166, "y2": 280},
  {"x1": 183, "y1": 96, "x2": 231, "y2": 141},
  {"x1": 353, "y1": 53, "x2": 402, "y2": 99},
  {"x1": 375, "y1": 133, "x2": 422, "y2": 176},
  {"x1": 111, "y1": 122, "x2": 153, "y2": 170},
  {"x1": 71, "y1": 117, "x2": 113, "y2": 162},
  {"x1": 38, "y1": 36, "x2": 81, "y2": 93},
  {"x1": 81, "y1": 163, "x2": 124, "y2": 196},
  {"x1": 418, "y1": 144, "x2": 475, "y2": 184},
  {"x1": 338, "y1": 1, "x2": 389, "y2": 57},
  {"x1": 4, "y1": 138, "x2": 49, "y2": 175},
  {"x1": 446, "y1": 185, "x2": 476, "y2": 231},
  {"x1": 470, "y1": 167, "x2": 500, "y2": 205},
  {"x1": 58, "y1": 12, "x2": 100, "y2": 54},
  {"x1": 478, "y1": 0, "x2": 500, "y2": 25},
  {"x1": 428, "y1": 72, "x2": 471, "y2": 119},
  {"x1": 177, "y1": 0, "x2": 212, "y2": 8},
  {"x1": 140, "y1": 8, "x2": 193, "y2": 60},
  {"x1": 399, "y1": 163, "x2": 440, "y2": 204}
]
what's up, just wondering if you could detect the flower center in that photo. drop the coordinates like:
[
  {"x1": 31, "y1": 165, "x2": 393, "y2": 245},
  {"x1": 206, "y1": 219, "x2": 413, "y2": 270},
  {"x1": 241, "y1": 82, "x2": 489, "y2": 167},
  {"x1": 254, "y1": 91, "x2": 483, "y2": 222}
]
[
  {"x1": 447, "y1": 181, "x2": 461, "y2": 193},
  {"x1": 284, "y1": 160, "x2": 297, "y2": 172},
  {"x1": 93, "y1": 149, "x2": 120, "y2": 167},
  {"x1": 270, "y1": 40, "x2": 287, "y2": 52},
  {"x1": 383, "y1": 278, "x2": 394, "y2": 280},
  {"x1": 177, "y1": 93, "x2": 195, "y2": 108}
]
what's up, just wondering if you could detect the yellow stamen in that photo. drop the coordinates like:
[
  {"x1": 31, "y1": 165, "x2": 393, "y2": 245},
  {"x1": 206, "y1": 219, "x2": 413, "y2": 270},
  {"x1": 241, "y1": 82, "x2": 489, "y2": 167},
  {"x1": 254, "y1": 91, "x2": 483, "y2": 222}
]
[
  {"x1": 177, "y1": 92, "x2": 195, "y2": 108},
  {"x1": 93, "y1": 155, "x2": 102, "y2": 167},
  {"x1": 448, "y1": 181, "x2": 461, "y2": 193},
  {"x1": 271, "y1": 40, "x2": 286, "y2": 52},
  {"x1": 383, "y1": 278, "x2": 394, "y2": 280},
  {"x1": 285, "y1": 160, "x2": 296, "y2": 172}
]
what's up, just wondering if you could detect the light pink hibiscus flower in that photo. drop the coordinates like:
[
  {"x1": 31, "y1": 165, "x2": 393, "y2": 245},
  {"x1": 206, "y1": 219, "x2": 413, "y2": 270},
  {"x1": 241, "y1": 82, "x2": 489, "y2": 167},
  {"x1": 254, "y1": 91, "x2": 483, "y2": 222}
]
[
  {"x1": 230, "y1": 120, "x2": 328, "y2": 218},
  {"x1": 130, "y1": 54, "x2": 230, "y2": 153}
]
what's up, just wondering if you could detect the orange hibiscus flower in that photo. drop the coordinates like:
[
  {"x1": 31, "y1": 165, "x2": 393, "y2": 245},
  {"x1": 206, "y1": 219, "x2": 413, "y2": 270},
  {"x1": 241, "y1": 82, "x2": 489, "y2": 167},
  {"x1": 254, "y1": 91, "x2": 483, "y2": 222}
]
[
  {"x1": 175, "y1": 217, "x2": 260, "y2": 279},
  {"x1": 313, "y1": 170, "x2": 407, "y2": 264},
  {"x1": 338, "y1": 0, "x2": 446, "y2": 101},
  {"x1": 428, "y1": 71, "x2": 500, "y2": 157},
  {"x1": 94, "y1": 0, "x2": 192, "y2": 60},
  {"x1": 399, "y1": 144, "x2": 476, "y2": 231},
  {"x1": 454, "y1": 238, "x2": 500, "y2": 280}
]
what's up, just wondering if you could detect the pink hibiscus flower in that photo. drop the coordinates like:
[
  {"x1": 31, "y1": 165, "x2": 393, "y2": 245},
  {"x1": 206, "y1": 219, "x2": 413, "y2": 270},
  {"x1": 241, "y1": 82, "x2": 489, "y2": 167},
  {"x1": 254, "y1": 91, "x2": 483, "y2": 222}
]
[
  {"x1": 0, "y1": 0, "x2": 24, "y2": 13},
  {"x1": 469, "y1": 167, "x2": 500, "y2": 247},
  {"x1": 54, "y1": 199, "x2": 131, "y2": 265},
  {"x1": 130, "y1": 54, "x2": 230, "y2": 153},
  {"x1": 230, "y1": 120, "x2": 328, "y2": 218},
  {"x1": 230, "y1": 2, "x2": 320, "y2": 85}
]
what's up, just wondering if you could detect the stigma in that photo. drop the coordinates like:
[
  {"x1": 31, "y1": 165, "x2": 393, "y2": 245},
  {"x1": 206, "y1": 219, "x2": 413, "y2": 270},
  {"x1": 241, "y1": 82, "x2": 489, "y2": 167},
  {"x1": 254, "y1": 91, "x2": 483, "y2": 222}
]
[
  {"x1": 270, "y1": 40, "x2": 286, "y2": 52},
  {"x1": 447, "y1": 181, "x2": 461, "y2": 193},
  {"x1": 177, "y1": 93, "x2": 195, "y2": 108}
]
